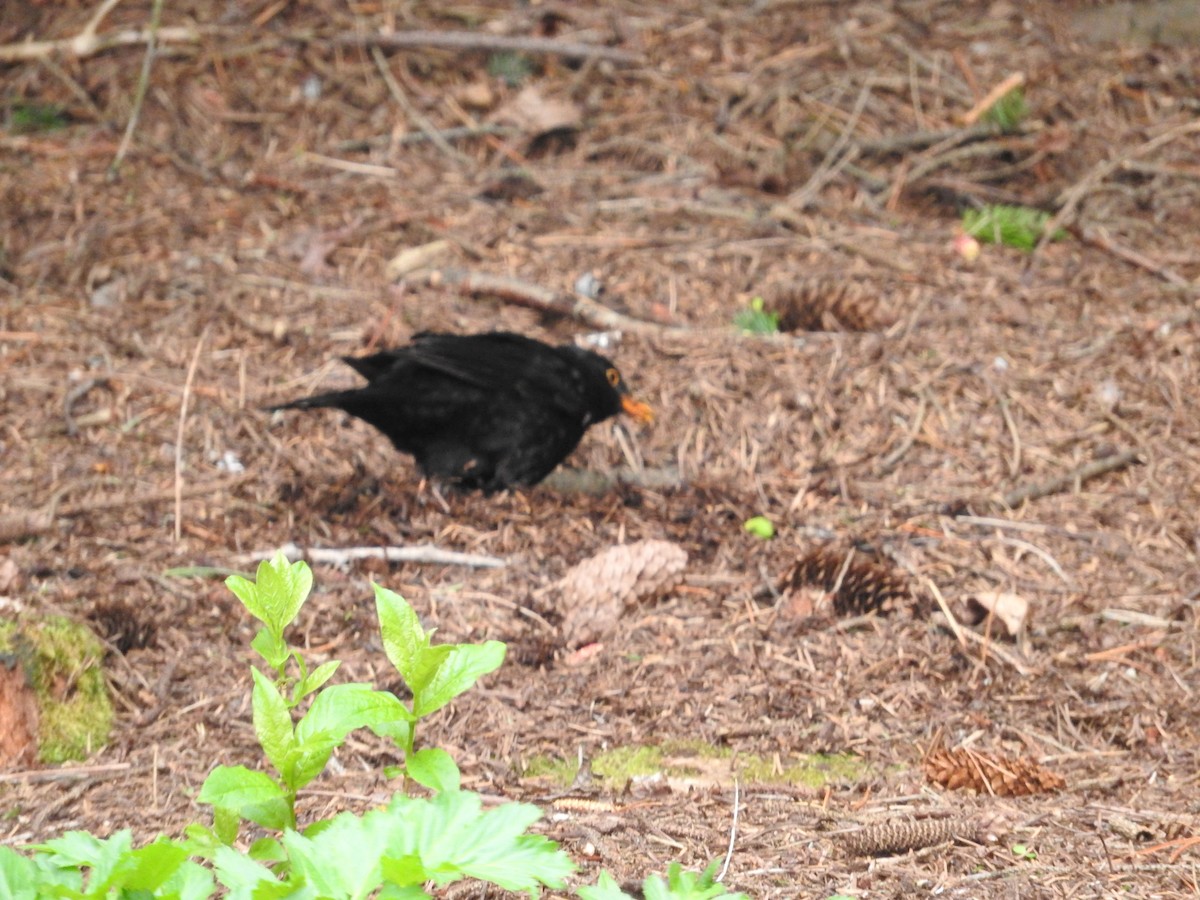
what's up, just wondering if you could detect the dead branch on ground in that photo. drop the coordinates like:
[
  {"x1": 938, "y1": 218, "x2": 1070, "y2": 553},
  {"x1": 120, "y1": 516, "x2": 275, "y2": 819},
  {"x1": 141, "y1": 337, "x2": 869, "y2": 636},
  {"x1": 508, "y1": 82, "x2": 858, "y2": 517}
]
[{"x1": 998, "y1": 448, "x2": 1143, "y2": 511}]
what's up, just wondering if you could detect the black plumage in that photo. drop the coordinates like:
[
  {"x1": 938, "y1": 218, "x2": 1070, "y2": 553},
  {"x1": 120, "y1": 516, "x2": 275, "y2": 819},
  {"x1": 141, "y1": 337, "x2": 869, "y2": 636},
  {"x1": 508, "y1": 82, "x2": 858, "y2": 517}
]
[{"x1": 269, "y1": 331, "x2": 653, "y2": 492}]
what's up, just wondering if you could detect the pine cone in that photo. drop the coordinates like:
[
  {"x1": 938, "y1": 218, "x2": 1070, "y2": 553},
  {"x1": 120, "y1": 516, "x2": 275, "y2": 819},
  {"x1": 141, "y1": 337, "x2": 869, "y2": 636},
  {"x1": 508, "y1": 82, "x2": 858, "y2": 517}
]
[
  {"x1": 780, "y1": 547, "x2": 912, "y2": 617},
  {"x1": 767, "y1": 277, "x2": 892, "y2": 333},
  {"x1": 558, "y1": 540, "x2": 688, "y2": 647},
  {"x1": 924, "y1": 747, "x2": 1065, "y2": 796}
]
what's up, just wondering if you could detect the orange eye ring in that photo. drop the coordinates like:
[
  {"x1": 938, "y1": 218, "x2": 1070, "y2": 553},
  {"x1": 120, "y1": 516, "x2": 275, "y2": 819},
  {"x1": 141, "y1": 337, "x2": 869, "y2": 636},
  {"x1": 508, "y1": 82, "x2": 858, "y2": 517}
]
[{"x1": 605, "y1": 367, "x2": 621, "y2": 388}]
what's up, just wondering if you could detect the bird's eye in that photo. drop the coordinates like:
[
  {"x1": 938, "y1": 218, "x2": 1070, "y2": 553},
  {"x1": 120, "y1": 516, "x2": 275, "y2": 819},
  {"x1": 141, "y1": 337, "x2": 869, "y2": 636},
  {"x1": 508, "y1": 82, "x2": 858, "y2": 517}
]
[{"x1": 606, "y1": 368, "x2": 621, "y2": 387}]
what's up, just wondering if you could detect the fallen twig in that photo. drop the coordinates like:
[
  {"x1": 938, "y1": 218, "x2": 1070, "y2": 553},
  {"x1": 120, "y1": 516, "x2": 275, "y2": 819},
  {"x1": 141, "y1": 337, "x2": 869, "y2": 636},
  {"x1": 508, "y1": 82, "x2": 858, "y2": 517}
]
[
  {"x1": 242, "y1": 541, "x2": 506, "y2": 569},
  {"x1": 174, "y1": 328, "x2": 208, "y2": 544},
  {"x1": 1074, "y1": 225, "x2": 1193, "y2": 290},
  {"x1": 109, "y1": 0, "x2": 163, "y2": 178},
  {"x1": 370, "y1": 45, "x2": 470, "y2": 168},
  {"x1": 330, "y1": 30, "x2": 644, "y2": 65},
  {"x1": 0, "y1": 476, "x2": 250, "y2": 543},
  {"x1": 998, "y1": 448, "x2": 1142, "y2": 510},
  {"x1": 416, "y1": 268, "x2": 692, "y2": 335},
  {"x1": 961, "y1": 72, "x2": 1025, "y2": 126},
  {"x1": 0, "y1": 762, "x2": 133, "y2": 784},
  {"x1": 0, "y1": 0, "x2": 198, "y2": 64},
  {"x1": 1027, "y1": 120, "x2": 1200, "y2": 277}
]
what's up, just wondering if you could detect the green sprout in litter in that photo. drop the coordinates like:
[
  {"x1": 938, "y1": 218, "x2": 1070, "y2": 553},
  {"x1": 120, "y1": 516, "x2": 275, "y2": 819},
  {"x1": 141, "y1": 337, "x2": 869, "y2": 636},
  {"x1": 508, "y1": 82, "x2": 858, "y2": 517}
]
[
  {"x1": 487, "y1": 51, "x2": 533, "y2": 87},
  {"x1": 1011, "y1": 843, "x2": 1038, "y2": 861},
  {"x1": 962, "y1": 204, "x2": 1066, "y2": 252},
  {"x1": 984, "y1": 87, "x2": 1027, "y2": 133},
  {"x1": 733, "y1": 296, "x2": 780, "y2": 334},
  {"x1": 9, "y1": 103, "x2": 70, "y2": 134},
  {"x1": 743, "y1": 516, "x2": 776, "y2": 540}
]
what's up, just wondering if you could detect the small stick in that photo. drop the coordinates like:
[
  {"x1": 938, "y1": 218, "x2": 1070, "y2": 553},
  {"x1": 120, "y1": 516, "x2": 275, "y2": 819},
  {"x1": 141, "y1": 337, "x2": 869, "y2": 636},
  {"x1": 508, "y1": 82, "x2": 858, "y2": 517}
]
[
  {"x1": 716, "y1": 777, "x2": 740, "y2": 883},
  {"x1": 1075, "y1": 225, "x2": 1192, "y2": 290},
  {"x1": 961, "y1": 72, "x2": 1025, "y2": 126},
  {"x1": 0, "y1": 478, "x2": 249, "y2": 543},
  {"x1": 369, "y1": 45, "x2": 470, "y2": 167},
  {"x1": 109, "y1": 0, "x2": 164, "y2": 179},
  {"x1": 241, "y1": 542, "x2": 506, "y2": 569},
  {"x1": 923, "y1": 577, "x2": 966, "y2": 650},
  {"x1": 331, "y1": 30, "x2": 644, "y2": 65},
  {"x1": 998, "y1": 448, "x2": 1142, "y2": 510},
  {"x1": 1027, "y1": 120, "x2": 1200, "y2": 276},
  {"x1": 174, "y1": 328, "x2": 208, "y2": 544},
  {"x1": 417, "y1": 268, "x2": 692, "y2": 335},
  {"x1": 0, "y1": 762, "x2": 133, "y2": 784}
]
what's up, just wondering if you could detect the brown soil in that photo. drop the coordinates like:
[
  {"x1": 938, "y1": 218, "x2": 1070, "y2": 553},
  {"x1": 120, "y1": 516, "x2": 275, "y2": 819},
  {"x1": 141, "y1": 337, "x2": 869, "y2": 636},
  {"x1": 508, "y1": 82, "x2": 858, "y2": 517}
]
[{"x1": 2, "y1": 1, "x2": 1199, "y2": 897}]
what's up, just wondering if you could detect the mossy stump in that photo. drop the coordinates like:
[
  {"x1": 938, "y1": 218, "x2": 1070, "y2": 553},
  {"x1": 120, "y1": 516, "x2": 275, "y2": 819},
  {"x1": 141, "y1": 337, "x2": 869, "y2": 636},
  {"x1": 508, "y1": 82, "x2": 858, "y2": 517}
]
[{"x1": 0, "y1": 616, "x2": 113, "y2": 765}]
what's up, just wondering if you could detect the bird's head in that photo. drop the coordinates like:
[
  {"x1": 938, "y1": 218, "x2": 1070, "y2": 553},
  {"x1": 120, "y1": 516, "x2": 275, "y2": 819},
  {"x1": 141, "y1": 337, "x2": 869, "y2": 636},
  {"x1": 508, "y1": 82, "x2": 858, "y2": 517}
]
[{"x1": 563, "y1": 346, "x2": 654, "y2": 425}]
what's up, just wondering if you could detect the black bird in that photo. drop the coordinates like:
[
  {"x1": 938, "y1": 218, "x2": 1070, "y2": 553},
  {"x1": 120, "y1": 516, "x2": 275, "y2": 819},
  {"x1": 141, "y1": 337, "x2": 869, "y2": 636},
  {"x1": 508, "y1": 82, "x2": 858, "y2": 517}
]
[{"x1": 269, "y1": 331, "x2": 653, "y2": 492}]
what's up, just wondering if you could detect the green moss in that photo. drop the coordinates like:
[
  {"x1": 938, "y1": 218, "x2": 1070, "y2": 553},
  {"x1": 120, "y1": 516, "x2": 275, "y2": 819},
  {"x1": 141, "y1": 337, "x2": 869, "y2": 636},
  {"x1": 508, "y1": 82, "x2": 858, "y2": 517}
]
[
  {"x1": 9, "y1": 616, "x2": 113, "y2": 763},
  {"x1": 522, "y1": 755, "x2": 580, "y2": 785},
  {"x1": 739, "y1": 751, "x2": 868, "y2": 788},
  {"x1": 526, "y1": 741, "x2": 868, "y2": 790}
]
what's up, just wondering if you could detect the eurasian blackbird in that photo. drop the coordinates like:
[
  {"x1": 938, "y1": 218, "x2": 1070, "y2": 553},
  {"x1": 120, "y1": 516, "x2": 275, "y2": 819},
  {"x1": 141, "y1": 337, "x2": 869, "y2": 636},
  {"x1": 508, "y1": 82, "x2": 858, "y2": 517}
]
[{"x1": 269, "y1": 331, "x2": 653, "y2": 492}]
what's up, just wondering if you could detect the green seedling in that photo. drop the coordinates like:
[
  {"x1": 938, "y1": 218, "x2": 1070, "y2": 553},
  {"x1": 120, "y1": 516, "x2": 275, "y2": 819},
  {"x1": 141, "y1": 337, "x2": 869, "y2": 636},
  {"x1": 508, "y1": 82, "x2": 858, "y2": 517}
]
[
  {"x1": 0, "y1": 551, "x2": 740, "y2": 899},
  {"x1": 733, "y1": 296, "x2": 780, "y2": 334},
  {"x1": 579, "y1": 858, "x2": 749, "y2": 900},
  {"x1": 743, "y1": 516, "x2": 776, "y2": 539},
  {"x1": 962, "y1": 204, "x2": 1066, "y2": 252},
  {"x1": 984, "y1": 87, "x2": 1027, "y2": 133}
]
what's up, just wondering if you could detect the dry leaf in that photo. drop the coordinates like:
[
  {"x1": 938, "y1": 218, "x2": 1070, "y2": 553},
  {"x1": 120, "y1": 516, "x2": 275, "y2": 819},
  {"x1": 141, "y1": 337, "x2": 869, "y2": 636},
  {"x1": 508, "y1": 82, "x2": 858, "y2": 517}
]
[
  {"x1": 385, "y1": 239, "x2": 452, "y2": 280},
  {"x1": 963, "y1": 591, "x2": 1029, "y2": 638},
  {"x1": 493, "y1": 85, "x2": 581, "y2": 135}
]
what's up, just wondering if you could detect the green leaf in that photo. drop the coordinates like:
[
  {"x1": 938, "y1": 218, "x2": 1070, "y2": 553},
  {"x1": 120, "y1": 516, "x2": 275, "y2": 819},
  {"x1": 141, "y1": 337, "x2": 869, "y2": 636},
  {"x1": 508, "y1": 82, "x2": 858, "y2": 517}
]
[
  {"x1": 412, "y1": 642, "x2": 506, "y2": 718},
  {"x1": 377, "y1": 790, "x2": 574, "y2": 892},
  {"x1": 371, "y1": 718, "x2": 413, "y2": 750},
  {"x1": 36, "y1": 829, "x2": 137, "y2": 894},
  {"x1": 583, "y1": 860, "x2": 749, "y2": 900},
  {"x1": 295, "y1": 659, "x2": 341, "y2": 701},
  {"x1": 251, "y1": 667, "x2": 297, "y2": 779},
  {"x1": 159, "y1": 860, "x2": 216, "y2": 900},
  {"x1": 197, "y1": 766, "x2": 292, "y2": 832},
  {"x1": 123, "y1": 839, "x2": 190, "y2": 891},
  {"x1": 250, "y1": 628, "x2": 290, "y2": 672},
  {"x1": 984, "y1": 87, "x2": 1027, "y2": 133},
  {"x1": 0, "y1": 846, "x2": 41, "y2": 900},
  {"x1": 577, "y1": 871, "x2": 634, "y2": 900},
  {"x1": 374, "y1": 584, "x2": 452, "y2": 695},
  {"x1": 733, "y1": 297, "x2": 780, "y2": 334},
  {"x1": 225, "y1": 552, "x2": 312, "y2": 636},
  {"x1": 742, "y1": 516, "x2": 775, "y2": 539},
  {"x1": 962, "y1": 204, "x2": 1065, "y2": 252},
  {"x1": 211, "y1": 845, "x2": 286, "y2": 894},
  {"x1": 282, "y1": 811, "x2": 391, "y2": 898},
  {"x1": 289, "y1": 684, "x2": 413, "y2": 790},
  {"x1": 379, "y1": 854, "x2": 429, "y2": 887},
  {"x1": 406, "y1": 748, "x2": 460, "y2": 793},
  {"x1": 10, "y1": 103, "x2": 70, "y2": 135}
]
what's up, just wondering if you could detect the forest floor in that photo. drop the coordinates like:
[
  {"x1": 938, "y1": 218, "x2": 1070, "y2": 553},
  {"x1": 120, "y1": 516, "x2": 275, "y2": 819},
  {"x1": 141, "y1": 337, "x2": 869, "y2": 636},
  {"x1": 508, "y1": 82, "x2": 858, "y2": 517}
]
[{"x1": 2, "y1": 1, "x2": 1199, "y2": 897}]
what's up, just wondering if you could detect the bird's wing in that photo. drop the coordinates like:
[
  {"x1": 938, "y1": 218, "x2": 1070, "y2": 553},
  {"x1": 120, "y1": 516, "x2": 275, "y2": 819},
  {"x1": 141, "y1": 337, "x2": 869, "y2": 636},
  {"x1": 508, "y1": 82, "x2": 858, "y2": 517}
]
[{"x1": 405, "y1": 332, "x2": 572, "y2": 395}]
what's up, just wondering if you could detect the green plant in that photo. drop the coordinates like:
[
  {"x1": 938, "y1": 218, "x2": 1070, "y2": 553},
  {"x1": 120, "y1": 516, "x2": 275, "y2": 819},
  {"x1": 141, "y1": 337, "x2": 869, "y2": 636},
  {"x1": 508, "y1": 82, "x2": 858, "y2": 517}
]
[
  {"x1": 733, "y1": 297, "x2": 780, "y2": 334},
  {"x1": 0, "y1": 554, "x2": 739, "y2": 899},
  {"x1": 961, "y1": 204, "x2": 1066, "y2": 252},
  {"x1": 487, "y1": 51, "x2": 533, "y2": 87},
  {"x1": 742, "y1": 516, "x2": 776, "y2": 540},
  {"x1": 9, "y1": 102, "x2": 70, "y2": 134},
  {"x1": 1011, "y1": 843, "x2": 1038, "y2": 861},
  {"x1": 984, "y1": 88, "x2": 1027, "y2": 132},
  {"x1": 578, "y1": 859, "x2": 749, "y2": 900}
]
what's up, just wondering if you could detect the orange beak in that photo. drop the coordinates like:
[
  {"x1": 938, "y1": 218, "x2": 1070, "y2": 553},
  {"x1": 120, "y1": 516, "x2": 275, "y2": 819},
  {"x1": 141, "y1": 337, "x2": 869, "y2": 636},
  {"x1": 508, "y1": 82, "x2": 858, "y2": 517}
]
[{"x1": 621, "y1": 395, "x2": 654, "y2": 424}]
